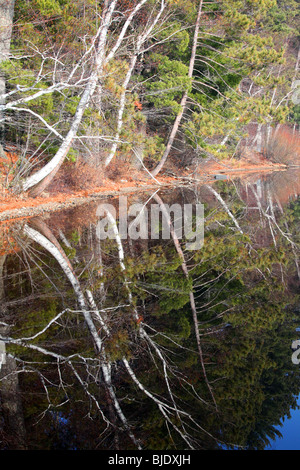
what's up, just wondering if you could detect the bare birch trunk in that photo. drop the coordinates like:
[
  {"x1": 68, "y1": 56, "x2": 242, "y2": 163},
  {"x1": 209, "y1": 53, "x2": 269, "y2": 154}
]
[
  {"x1": 253, "y1": 123, "x2": 263, "y2": 153},
  {"x1": 0, "y1": 0, "x2": 15, "y2": 148},
  {"x1": 104, "y1": 0, "x2": 166, "y2": 168},
  {"x1": 22, "y1": 0, "x2": 152, "y2": 196},
  {"x1": 151, "y1": 0, "x2": 204, "y2": 177},
  {"x1": 22, "y1": 0, "x2": 118, "y2": 196}
]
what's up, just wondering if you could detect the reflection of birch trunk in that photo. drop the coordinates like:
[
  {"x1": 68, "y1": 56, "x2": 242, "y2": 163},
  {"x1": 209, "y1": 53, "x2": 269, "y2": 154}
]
[
  {"x1": 96, "y1": 236, "x2": 105, "y2": 303},
  {"x1": 251, "y1": 182, "x2": 299, "y2": 279},
  {"x1": 23, "y1": 220, "x2": 140, "y2": 448},
  {"x1": 152, "y1": 193, "x2": 217, "y2": 409},
  {"x1": 21, "y1": 217, "x2": 215, "y2": 449},
  {"x1": 0, "y1": 254, "x2": 27, "y2": 449},
  {"x1": 269, "y1": 188, "x2": 300, "y2": 282},
  {"x1": 86, "y1": 285, "x2": 192, "y2": 446},
  {"x1": 59, "y1": 229, "x2": 79, "y2": 263},
  {"x1": 266, "y1": 185, "x2": 295, "y2": 247},
  {"x1": 205, "y1": 185, "x2": 244, "y2": 234},
  {"x1": 102, "y1": 207, "x2": 208, "y2": 447},
  {"x1": 281, "y1": 223, "x2": 300, "y2": 281}
]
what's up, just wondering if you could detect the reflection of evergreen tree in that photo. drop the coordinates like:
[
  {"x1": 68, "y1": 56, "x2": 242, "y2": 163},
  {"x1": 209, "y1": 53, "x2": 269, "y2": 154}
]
[
  {"x1": 205, "y1": 310, "x2": 300, "y2": 449},
  {"x1": 128, "y1": 190, "x2": 300, "y2": 450},
  {"x1": 1, "y1": 182, "x2": 300, "y2": 450}
]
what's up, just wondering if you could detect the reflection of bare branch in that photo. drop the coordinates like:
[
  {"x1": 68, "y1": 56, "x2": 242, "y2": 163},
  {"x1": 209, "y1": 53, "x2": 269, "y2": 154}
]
[
  {"x1": 1, "y1": 334, "x2": 111, "y2": 427},
  {"x1": 249, "y1": 180, "x2": 299, "y2": 282},
  {"x1": 19, "y1": 217, "x2": 216, "y2": 449},
  {"x1": 153, "y1": 193, "x2": 218, "y2": 410},
  {"x1": 272, "y1": 192, "x2": 300, "y2": 282},
  {"x1": 102, "y1": 208, "x2": 205, "y2": 448},
  {"x1": 205, "y1": 185, "x2": 243, "y2": 235},
  {"x1": 23, "y1": 221, "x2": 141, "y2": 449}
]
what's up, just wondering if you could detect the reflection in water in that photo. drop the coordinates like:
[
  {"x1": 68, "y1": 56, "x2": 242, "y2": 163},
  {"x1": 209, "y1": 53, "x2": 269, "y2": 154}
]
[{"x1": 0, "y1": 171, "x2": 299, "y2": 450}]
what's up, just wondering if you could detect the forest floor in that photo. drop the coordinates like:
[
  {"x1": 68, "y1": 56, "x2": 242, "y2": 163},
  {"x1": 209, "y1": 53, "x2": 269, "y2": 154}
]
[{"x1": 0, "y1": 152, "x2": 288, "y2": 223}]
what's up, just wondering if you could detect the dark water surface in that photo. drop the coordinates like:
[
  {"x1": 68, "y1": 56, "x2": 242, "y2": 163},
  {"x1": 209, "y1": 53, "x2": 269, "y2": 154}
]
[{"x1": 0, "y1": 170, "x2": 299, "y2": 450}]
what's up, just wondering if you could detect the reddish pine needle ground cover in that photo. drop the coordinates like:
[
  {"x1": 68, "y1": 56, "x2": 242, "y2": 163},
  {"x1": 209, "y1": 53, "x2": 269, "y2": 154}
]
[{"x1": 0, "y1": 148, "x2": 290, "y2": 223}]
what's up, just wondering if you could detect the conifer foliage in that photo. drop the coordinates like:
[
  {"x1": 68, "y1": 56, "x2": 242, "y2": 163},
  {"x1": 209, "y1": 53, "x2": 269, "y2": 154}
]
[{"x1": 0, "y1": 0, "x2": 299, "y2": 193}]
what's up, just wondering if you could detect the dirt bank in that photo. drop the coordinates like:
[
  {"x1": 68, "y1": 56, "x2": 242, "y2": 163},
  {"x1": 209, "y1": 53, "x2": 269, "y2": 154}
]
[{"x1": 0, "y1": 159, "x2": 287, "y2": 222}]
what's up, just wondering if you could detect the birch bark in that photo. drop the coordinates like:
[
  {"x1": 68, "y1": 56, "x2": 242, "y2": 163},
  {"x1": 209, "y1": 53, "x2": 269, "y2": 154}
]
[
  {"x1": 0, "y1": 0, "x2": 15, "y2": 147},
  {"x1": 22, "y1": 1, "x2": 118, "y2": 196},
  {"x1": 151, "y1": 0, "x2": 204, "y2": 177},
  {"x1": 104, "y1": 0, "x2": 166, "y2": 168}
]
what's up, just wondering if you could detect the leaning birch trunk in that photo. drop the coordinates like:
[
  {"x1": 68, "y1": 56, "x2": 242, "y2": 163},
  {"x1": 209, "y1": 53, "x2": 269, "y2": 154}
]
[
  {"x1": 22, "y1": 0, "x2": 118, "y2": 197},
  {"x1": 104, "y1": 53, "x2": 139, "y2": 168},
  {"x1": 22, "y1": 0, "x2": 151, "y2": 196},
  {"x1": 151, "y1": 0, "x2": 204, "y2": 177},
  {"x1": 104, "y1": 0, "x2": 166, "y2": 168},
  {"x1": 0, "y1": 0, "x2": 15, "y2": 148},
  {"x1": 23, "y1": 220, "x2": 141, "y2": 449}
]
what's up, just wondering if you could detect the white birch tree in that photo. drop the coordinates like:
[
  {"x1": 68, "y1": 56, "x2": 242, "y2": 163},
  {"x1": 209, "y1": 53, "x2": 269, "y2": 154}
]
[
  {"x1": 0, "y1": 0, "x2": 15, "y2": 148},
  {"x1": 151, "y1": 0, "x2": 204, "y2": 177},
  {"x1": 0, "y1": 0, "x2": 158, "y2": 195}
]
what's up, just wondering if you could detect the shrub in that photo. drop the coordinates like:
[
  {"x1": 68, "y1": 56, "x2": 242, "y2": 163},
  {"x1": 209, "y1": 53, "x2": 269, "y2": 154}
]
[
  {"x1": 49, "y1": 160, "x2": 104, "y2": 193},
  {"x1": 262, "y1": 126, "x2": 300, "y2": 165}
]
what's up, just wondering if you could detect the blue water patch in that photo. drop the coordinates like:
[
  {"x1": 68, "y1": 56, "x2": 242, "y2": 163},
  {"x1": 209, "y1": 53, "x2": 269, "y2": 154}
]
[{"x1": 266, "y1": 396, "x2": 300, "y2": 450}]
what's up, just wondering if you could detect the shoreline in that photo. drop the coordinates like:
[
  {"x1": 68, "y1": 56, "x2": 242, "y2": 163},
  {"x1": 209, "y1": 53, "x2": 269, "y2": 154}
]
[{"x1": 0, "y1": 162, "x2": 288, "y2": 223}]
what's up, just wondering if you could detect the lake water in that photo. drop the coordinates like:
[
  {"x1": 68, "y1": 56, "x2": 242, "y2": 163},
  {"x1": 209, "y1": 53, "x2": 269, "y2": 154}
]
[{"x1": 0, "y1": 169, "x2": 299, "y2": 450}]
